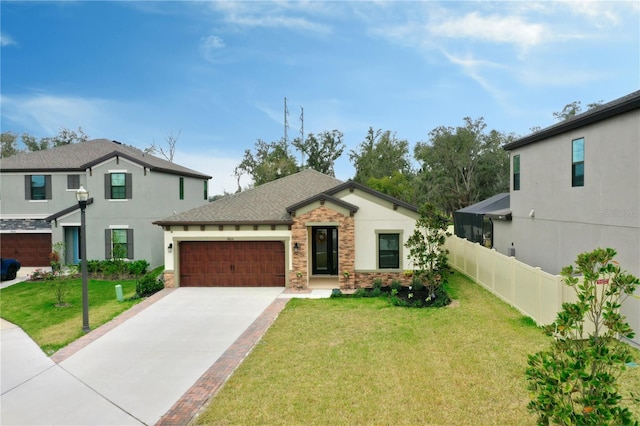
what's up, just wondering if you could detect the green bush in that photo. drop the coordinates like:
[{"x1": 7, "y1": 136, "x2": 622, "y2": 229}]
[
  {"x1": 128, "y1": 260, "x2": 149, "y2": 276},
  {"x1": 411, "y1": 275, "x2": 425, "y2": 292},
  {"x1": 373, "y1": 278, "x2": 383, "y2": 289},
  {"x1": 136, "y1": 273, "x2": 164, "y2": 297},
  {"x1": 526, "y1": 248, "x2": 639, "y2": 425},
  {"x1": 352, "y1": 288, "x2": 367, "y2": 298},
  {"x1": 390, "y1": 279, "x2": 403, "y2": 292}
]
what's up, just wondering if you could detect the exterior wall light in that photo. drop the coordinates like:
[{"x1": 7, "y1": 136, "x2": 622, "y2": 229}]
[
  {"x1": 293, "y1": 242, "x2": 299, "y2": 253},
  {"x1": 167, "y1": 243, "x2": 173, "y2": 253}
]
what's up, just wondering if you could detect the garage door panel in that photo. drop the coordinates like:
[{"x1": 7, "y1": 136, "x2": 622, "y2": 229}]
[
  {"x1": 1, "y1": 233, "x2": 52, "y2": 266},
  {"x1": 179, "y1": 241, "x2": 285, "y2": 287}
]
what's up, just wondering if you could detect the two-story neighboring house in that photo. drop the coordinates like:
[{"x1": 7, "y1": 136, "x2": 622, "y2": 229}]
[
  {"x1": 1, "y1": 139, "x2": 211, "y2": 268},
  {"x1": 493, "y1": 90, "x2": 640, "y2": 346}
]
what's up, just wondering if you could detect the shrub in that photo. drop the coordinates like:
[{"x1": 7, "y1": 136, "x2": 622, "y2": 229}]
[
  {"x1": 87, "y1": 260, "x2": 101, "y2": 276},
  {"x1": 136, "y1": 273, "x2": 164, "y2": 297},
  {"x1": 50, "y1": 277, "x2": 71, "y2": 307},
  {"x1": 390, "y1": 279, "x2": 403, "y2": 292},
  {"x1": 411, "y1": 275, "x2": 425, "y2": 292},
  {"x1": 128, "y1": 260, "x2": 149, "y2": 276},
  {"x1": 352, "y1": 288, "x2": 367, "y2": 298},
  {"x1": 373, "y1": 278, "x2": 383, "y2": 289},
  {"x1": 526, "y1": 248, "x2": 640, "y2": 425},
  {"x1": 330, "y1": 288, "x2": 343, "y2": 298}
]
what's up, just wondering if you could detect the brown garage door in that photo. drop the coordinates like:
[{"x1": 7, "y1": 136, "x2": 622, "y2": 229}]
[
  {"x1": 1, "y1": 233, "x2": 52, "y2": 266},
  {"x1": 179, "y1": 241, "x2": 285, "y2": 287}
]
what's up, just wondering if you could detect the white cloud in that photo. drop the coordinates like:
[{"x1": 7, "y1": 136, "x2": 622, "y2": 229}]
[
  {"x1": 1, "y1": 33, "x2": 17, "y2": 47},
  {"x1": 200, "y1": 35, "x2": 226, "y2": 63},
  {"x1": 207, "y1": 1, "x2": 332, "y2": 35},
  {"x1": 0, "y1": 94, "x2": 119, "y2": 136},
  {"x1": 429, "y1": 11, "x2": 546, "y2": 51}
]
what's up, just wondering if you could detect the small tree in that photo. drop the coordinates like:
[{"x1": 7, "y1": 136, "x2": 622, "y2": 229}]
[
  {"x1": 526, "y1": 247, "x2": 639, "y2": 425},
  {"x1": 404, "y1": 203, "x2": 451, "y2": 301}
]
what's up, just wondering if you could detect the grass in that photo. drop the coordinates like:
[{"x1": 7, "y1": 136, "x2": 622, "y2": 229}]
[
  {"x1": 194, "y1": 272, "x2": 640, "y2": 426},
  {"x1": 0, "y1": 275, "x2": 143, "y2": 355}
]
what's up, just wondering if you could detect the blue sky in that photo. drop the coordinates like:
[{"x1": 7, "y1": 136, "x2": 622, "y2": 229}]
[{"x1": 2, "y1": 1, "x2": 638, "y2": 195}]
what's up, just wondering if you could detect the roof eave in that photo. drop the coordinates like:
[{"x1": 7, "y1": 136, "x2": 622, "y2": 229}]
[
  {"x1": 325, "y1": 180, "x2": 419, "y2": 212},
  {"x1": 153, "y1": 219, "x2": 293, "y2": 227},
  {"x1": 504, "y1": 93, "x2": 640, "y2": 151}
]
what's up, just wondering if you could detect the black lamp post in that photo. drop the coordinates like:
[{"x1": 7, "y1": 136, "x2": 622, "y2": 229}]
[{"x1": 76, "y1": 185, "x2": 90, "y2": 333}]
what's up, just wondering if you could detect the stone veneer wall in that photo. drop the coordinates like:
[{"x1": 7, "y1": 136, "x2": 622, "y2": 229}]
[
  {"x1": 354, "y1": 271, "x2": 412, "y2": 288},
  {"x1": 290, "y1": 205, "x2": 354, "y2": 289},
  {"x1": 163, "y1": 271, "x2": 175, "y2": 288}
]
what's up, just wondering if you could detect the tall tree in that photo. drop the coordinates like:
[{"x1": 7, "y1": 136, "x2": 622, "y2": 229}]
[
  {"x1": 414, "y1": 117, "x2": 510, "y2": 215},
  {"x1": 292, "y1": 130, "x2": 345, "y2": 176},
  {"x1": 234, "y1": 139, "x2": 298, "y2": 187},
  {"x1": 1, "y1": 132, "x2": 20, "y2": 158},
  {"x1": 1, "y1": 127, "x2": 88, "y2": 156},
  {"x1": 553, "y1": 100, "x2": 604, "y2": 121},
  {"x1": 146, "y1": 130, "x2": 180, "y2": 162},
  {"x1": 349, "y1": 128, "x2": 412, "y2": 184}
]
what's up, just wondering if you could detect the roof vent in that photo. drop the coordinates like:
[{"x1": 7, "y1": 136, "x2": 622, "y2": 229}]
[{"x1": 112, "y1": 140, "x2": 121, "y2": 145}]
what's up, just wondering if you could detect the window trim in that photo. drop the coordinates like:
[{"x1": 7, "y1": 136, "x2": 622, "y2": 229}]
[
  {"x1": 67, "y1": 174, "x2": 81, "y2": 190},
  {"x1": 25, "y1": 174, "x2": 52, "y2": 201},
  {"x1": 104, "y1": 172, "x2": 132, "y2": 200},
  {"x1": 376, "y1": 231, "x2": 402, "y2": 270},
  {"x1": 572, "y1": 138, "x2": 584, "y2": 187},
  {"x1": 105, "y1": 227, "x2": 134, "y2": 259}
]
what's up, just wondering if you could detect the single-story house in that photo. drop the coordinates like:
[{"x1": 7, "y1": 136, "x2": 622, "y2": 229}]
[{"x1": 153, "y1": 169, "x2": 420, "y2": 289}]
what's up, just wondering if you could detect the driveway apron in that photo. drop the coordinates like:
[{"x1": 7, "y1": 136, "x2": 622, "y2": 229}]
[{"x1": 0, "y1": 287, "x2": 283, "y2": 426}]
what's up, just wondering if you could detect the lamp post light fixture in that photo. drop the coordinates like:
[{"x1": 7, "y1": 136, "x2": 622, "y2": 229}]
[{"x1": 76, "y1": 185, "x2": 90, "y2": 333}]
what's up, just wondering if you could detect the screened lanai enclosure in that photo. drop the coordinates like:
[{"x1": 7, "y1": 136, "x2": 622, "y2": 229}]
[{"x1": 453, "y1": 193, "x2": 510, "y2": 248}]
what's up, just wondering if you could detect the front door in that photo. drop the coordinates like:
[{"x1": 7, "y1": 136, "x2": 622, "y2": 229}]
[{"x1": 312, "y1": 227, "x2": 338, "y2": 275}]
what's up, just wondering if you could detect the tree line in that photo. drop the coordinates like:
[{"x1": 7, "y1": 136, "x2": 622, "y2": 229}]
[
  {"x1": 1, "y1": 101, "x2": 601, "y2": 215},
  {"x1": 234, "y1": 117, "x2": 513, "y2": 215}
]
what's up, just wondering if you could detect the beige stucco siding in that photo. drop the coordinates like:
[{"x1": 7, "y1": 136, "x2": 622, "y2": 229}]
[{"x1": 340, "y1": 192, "x2": 418, "y2": 271}]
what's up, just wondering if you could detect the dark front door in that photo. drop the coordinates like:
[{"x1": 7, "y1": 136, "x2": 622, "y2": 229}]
[{"x1": 312, "y1": 227, "x2": 338, "y2": 275}]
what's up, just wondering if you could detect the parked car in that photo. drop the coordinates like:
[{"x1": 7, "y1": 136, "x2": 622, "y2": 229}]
[{"x1": 1, "y1": 258, "x2": 21, "y2": 281}]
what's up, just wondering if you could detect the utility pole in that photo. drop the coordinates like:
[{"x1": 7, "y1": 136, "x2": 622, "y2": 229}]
[
  {"x1": 284, "y1": 97, "x2": 289, "y2": 144},
  {"x1": 299, "y1": 106, "x2": 304, "y2": 165}
]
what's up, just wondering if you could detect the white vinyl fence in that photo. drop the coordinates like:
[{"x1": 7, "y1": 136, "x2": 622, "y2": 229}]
[{"x1": 444, "y1": 232, "x2": 640, "y2": 348}]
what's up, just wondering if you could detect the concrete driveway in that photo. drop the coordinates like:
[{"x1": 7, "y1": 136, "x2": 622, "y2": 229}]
[{"x1": 0, "y1": 287, "x2": 285, "y2": 425}]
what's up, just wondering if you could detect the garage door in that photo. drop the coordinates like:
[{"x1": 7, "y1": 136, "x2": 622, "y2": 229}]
[
  {"x1": 0, "y1": 233, "x2": 52, "y2": 266},
  {"x1": 179, "y1": 241, "x2": 286, "y2": 287}
]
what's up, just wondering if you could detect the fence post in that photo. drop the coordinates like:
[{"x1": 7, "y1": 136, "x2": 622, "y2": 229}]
[{"x1": 535, "y1": 267, "x2": 542, "y2": 325}]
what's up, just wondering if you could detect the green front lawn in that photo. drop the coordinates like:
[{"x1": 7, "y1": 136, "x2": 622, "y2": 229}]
[
  {"x1": 194, "y1": 273, "x2": 640, "y2": 425},
  {"x1": 0, "y1": 277, "x2": 142, "y2": 355}
]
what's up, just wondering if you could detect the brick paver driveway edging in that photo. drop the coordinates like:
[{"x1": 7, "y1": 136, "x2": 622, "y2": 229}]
[{"x1": 156, "y1": 297, "x2": 289, "y2": 426}]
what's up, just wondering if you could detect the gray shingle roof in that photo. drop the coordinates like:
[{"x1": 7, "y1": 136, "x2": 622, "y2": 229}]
[
  {"x1": 154, "y1": 169, "x2": 344, "y2": 225},
  {"x1": 0, "y1": 139, "x2": 211, "y2": 179}
]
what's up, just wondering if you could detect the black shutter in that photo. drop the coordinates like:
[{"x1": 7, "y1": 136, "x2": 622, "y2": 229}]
[
  {"x1": 126, "y1": 229, "x2": 134, "y2": 259},
  {"x1": 125, "y1": 173, "x2": 133, "y2": 199},
  {"x1": 105, "y1": 229, "x2": 112, "y2": 259},
  {"x1": 25, "y1": 175, "x2": 31, "y2": 200},
  {"x1": 45, "y1": 175, "x2": 52, "y2": 200},
  {"x1": 104, "y1": 174, "x2": 110, "y2": 199}
]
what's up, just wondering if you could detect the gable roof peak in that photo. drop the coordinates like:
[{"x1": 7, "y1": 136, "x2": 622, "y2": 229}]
[{"x1": 1, "y1": 138, "x2": 211, "y2": 179}]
